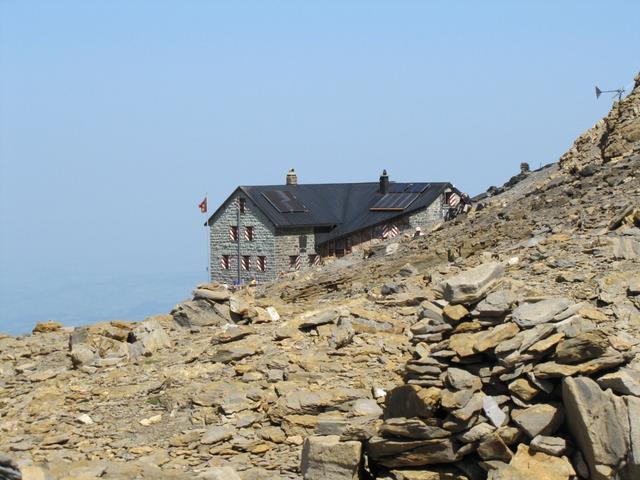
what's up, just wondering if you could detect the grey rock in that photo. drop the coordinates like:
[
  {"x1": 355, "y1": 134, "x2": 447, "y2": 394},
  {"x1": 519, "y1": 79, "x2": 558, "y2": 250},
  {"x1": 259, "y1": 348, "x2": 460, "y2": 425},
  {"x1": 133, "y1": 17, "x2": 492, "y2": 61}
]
[
  {"x1": 447, "y1": 368, "x2": 482, "y2": 391},
  {"x1": 366, "y1": 436, "x2": 458, "y2": 467},
  {"x1": 611, "y1": 236, "x2": 640, "y2": 260},
  {"x1": 442, "y1": 262, "x2": 505, "y2": 305},
  {"x1": 555, "y1": 315, "x2": 596, "y2": 338},
  {"x1": 562, "y1": 376, "x2": 631, "y2": 480},
  {"x1": 382, "y1": 283, "x2": 401, "y2": 295},
  {"x1": 626, "y1": 395, "x2": 640, "y2": 480},
  {"x1": 483, "y1": 396, "x2": 507, "y2": 428},
  {"x1": 554, "y1": 331, "x2": 609, "y2": 364},
  {"x1": 201, "y1": 425, "x2": 235, "y2": 445},
  {"x1": 300, "y1": 435, "x2": 362, "y2": 480},
  {"x1": 379, "y1": 418, "x2": 450, "y2": 440},
  {"x1": 597, "y1": 367, "x2": 640, "y2": 396},
  {"x1": 70, "y1": 344, "x2": 96, "y2": 367},
  {"x1": 209, "y1": 343, "x2": 258, "y2": 363},
  {"x1": 459, "y1": 422, "x2": 495, "y2": 443},
  {"x1": 350, "y1": 398, "x2": 383, "y2": 417},
  {"x1": 329, "y1": 318, "x2": 355, "y2": 349},
  {"x1": 0, "y1": 454, "x2": 21, "y2": 480},
  {"x1": 474, "y1": 290, "x2": 517, "y2": 317},
  {"x1": 512, "y1": 404, "x2": 564, "y2": 438},
  {"x1": 512, "y1": 298, "x2": 572, "y2": 328},
  {"x1": 451, "y1": 392, "x2": 485, "y2": 422},
  {"x1": 420, "y1": 301, "x2": 444, "y2": 323},
  {"x1": 529, "y1": 435, "x2": 567, "y2": 456},
  {"x1": 441, "y1": 388, "x2": 474, "y2": 411},
  {"x1": 128, "y1": 319, "x2": 171, "y2": 359},
  {"x1": 299, "y1": 309, "x2": 340, "y2": 330},
  {"x1": 172, "y1": 299, "x2": 227, "y2": 327},
  {"x1": 315, "y1": 412, "x2": 381, "y2": 441}
]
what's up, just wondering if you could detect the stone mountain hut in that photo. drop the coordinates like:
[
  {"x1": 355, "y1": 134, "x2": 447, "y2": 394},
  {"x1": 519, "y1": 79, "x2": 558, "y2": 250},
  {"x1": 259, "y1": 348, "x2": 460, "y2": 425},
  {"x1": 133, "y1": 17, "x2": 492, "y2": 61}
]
[{"x1": 205, "y1": 169, "x2": 466, "y2": 284}]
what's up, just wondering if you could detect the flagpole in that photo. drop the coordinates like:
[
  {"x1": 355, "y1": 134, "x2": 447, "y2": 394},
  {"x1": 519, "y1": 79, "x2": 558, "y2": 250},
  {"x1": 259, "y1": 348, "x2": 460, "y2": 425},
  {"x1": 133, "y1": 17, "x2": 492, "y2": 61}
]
[{"x1": 205, "y1": 192, "x2": 209, "y2": 284}]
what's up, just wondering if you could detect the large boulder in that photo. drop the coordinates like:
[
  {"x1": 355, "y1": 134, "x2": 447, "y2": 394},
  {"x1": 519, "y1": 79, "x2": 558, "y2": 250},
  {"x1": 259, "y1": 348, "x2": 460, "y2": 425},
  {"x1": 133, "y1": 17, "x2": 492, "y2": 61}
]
[
  {"x1": 127, "y1": 318, "x2": 171, "y2": 359},
  {"x1": 300, "y1": 435, "x2": 362, "y2": 480},
  {"x1": 562, "y1": 376, "x2": 639, "y2": 480},
  {"x1": 441, "y1": 262, "x2": 505, "y2": 305},
  {"x1": 171, "y1": 299, "x2": 227, "y2": 327}
]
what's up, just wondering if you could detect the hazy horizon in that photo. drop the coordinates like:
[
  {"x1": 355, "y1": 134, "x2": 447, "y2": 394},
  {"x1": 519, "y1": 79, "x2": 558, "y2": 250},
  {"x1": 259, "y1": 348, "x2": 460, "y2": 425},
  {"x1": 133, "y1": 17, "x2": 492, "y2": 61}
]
[{"x1": 1, "y1": 1, "x2": 639, "y2": 335}]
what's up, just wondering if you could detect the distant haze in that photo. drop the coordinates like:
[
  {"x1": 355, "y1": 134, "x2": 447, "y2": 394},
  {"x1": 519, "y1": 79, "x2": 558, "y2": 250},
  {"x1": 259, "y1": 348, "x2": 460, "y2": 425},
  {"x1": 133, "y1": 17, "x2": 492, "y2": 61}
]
[{"x1": 1, "y1": 1, "x2": 638, "y2": 335}]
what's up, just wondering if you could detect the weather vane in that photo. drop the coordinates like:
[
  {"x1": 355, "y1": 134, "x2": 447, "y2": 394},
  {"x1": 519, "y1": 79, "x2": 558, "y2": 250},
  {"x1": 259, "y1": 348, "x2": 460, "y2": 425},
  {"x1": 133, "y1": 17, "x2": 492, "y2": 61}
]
[{"x1": 595, "y1": 85, "x2": 625, "y2": 102}]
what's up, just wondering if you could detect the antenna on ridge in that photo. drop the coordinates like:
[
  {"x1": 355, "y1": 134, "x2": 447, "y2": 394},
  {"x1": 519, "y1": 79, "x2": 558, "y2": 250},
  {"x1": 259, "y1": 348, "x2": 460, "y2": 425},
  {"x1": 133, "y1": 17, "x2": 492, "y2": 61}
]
[{"x1": 595, "y1": 85, "x2": 625, "y2": 102}]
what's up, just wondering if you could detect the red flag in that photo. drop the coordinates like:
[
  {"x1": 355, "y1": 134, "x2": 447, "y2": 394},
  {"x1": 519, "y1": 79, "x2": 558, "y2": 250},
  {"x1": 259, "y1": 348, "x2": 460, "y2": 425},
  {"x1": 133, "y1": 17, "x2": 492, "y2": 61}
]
[{"x1": 199, "y1": 197, "x2": 207, "y2": 213}]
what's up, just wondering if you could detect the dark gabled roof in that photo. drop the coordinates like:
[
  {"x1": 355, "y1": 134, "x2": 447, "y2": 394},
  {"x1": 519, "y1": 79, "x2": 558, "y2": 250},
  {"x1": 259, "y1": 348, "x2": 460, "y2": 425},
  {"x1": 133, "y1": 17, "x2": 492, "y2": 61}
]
[{"x1": 206, "y1": 181, "x2": 452, "y2": 245}]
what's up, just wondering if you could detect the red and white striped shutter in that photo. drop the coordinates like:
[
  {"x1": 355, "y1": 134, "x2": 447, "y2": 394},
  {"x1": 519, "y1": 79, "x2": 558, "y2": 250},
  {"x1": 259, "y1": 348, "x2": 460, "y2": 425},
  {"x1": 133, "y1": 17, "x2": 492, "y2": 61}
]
[
  {"x1": 295, "y1": 255, "x2": 301, "y2": 270},
  {"x1": 313, "y1": 254, "x2": 321, "y2": 266},
  {"x1": 244, "y1": 227, "x2": 250, "y2": 241},
  {"x1": 383, "y1": 223, "x2": 400, "y2": 239},
  {"x1": 448, "y1": 192, "x2": 461, "y2": 208}
]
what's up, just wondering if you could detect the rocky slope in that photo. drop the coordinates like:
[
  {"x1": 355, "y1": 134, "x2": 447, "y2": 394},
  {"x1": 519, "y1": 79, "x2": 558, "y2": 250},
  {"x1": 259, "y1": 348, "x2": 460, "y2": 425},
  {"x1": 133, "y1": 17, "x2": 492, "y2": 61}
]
[{"x1": 0, "y1": 72, "x2": 639, "y2": 480}]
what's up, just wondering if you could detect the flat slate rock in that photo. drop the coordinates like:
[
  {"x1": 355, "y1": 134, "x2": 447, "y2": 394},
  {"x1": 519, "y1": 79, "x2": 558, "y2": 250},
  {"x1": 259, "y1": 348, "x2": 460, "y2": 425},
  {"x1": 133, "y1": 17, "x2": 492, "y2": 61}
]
[
  {"x1": 512, "y1": 298, "x2": 572, "y2": 328},
  {"x1": 441, "y1": 262, "x2": 505, "y2": 305}
]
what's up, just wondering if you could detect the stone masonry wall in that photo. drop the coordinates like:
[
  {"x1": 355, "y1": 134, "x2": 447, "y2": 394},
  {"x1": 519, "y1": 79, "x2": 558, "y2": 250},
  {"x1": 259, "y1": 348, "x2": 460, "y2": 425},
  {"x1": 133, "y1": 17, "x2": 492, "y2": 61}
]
[
  {"x1": 209, "y1": 191, "x2": 277, "y2": 284},
  {"x1": 275, "y1": 227, "x2": 318, "y2": 274},
  {"x1": 407, "y1": 193, "x2": 446, "y2": 230}
]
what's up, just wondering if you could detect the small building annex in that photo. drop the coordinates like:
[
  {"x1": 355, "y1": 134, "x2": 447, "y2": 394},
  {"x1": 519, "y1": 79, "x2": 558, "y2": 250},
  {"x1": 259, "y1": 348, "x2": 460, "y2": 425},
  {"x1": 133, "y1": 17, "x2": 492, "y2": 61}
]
[{"x1": 205, "y1": 169, "x2": 466, "y2": 284}]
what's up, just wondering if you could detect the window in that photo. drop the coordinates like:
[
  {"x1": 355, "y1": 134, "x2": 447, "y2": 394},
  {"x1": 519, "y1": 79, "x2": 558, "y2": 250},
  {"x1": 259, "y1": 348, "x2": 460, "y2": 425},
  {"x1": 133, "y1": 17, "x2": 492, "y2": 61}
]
[
  {"x1": 308, "y1": 254, "x2": 320, "y2": 266},
  {"x1": 289, "y1": 255, "x2": 301, "y2": 270},
  {"x1": 229, "y1": 226, "x2": 238, "y2": 241},
  {"x1": 238, "y1": 198, "x2": 246, "y2": 213},
  {"x1": 245, "y1": 226, "x2": 254, "y2": 241},
  {"x1": 257, "y1": 256, "x2": 266, "y2": 272},
  {"x1": 241, "y1": 255, "x2": 250, "y2": 271},
  {"x1": 221, "y1": 255, "x2": 230, "y2": 270}
]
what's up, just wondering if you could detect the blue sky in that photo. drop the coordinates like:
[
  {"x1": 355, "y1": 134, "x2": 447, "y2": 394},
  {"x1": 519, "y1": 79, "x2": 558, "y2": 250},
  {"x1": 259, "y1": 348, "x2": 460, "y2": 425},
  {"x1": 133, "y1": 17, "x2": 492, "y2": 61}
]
[{"x1": 1, "y1": 1, "x2": 638, "y2": 334}]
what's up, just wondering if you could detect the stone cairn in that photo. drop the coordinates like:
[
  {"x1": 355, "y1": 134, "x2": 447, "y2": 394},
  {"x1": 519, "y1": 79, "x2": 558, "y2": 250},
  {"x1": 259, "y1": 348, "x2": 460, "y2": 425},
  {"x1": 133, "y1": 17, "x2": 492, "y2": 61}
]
[{"x1": 365, "y1": 261, "x2": 640, "y2": 480}]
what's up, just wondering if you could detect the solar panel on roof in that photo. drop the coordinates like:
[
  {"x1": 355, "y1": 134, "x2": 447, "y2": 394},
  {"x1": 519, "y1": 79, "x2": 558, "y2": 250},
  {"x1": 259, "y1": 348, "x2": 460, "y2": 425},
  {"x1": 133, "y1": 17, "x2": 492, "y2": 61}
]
[
  {"x1": 388, "y1": 183, "x2": 430, "y2": 194},
  {"x1": 262, "y1": 190, "x2": 308, "y2": 213},
  {"x1": 370, "y1": 193, "x2": 419, "y2": 211},
  {"x1": 405, "y1": 183, "x2": 430, "y2": 193}
]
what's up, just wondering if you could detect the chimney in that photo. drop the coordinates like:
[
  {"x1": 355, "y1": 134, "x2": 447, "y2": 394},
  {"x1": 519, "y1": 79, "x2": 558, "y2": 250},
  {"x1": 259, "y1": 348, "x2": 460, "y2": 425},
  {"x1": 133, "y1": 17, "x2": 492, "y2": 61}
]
[
  {"x1": 379, "y1": 169, "x2": 389, "y2": 194},
  {"x1": 286, "y1": 168, "x2": 298, "y2": 185}
]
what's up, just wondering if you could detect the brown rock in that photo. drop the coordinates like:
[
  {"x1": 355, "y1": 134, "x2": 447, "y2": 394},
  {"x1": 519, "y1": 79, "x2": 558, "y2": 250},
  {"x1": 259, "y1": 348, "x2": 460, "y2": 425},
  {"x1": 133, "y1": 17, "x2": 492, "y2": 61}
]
[{"x1": 443, "y1": 304, "x2": 469, "y2": 322}]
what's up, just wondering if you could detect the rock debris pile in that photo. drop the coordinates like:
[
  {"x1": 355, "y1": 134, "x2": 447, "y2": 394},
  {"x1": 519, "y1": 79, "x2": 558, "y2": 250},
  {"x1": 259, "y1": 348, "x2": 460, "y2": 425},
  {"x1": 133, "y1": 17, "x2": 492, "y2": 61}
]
[{"x1": 365, "y1": 261, "x2": 639, "y2": 479}]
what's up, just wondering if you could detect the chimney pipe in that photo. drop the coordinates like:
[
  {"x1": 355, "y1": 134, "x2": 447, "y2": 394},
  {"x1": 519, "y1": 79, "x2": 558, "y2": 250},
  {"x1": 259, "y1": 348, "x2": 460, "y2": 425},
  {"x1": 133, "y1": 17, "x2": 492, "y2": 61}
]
[
  {"x1": 379, "y1": 169, "x2": 389, "y2": 194},
  {"x1": 286, "y1": 169, "x2": 297, "y2": 185}
]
